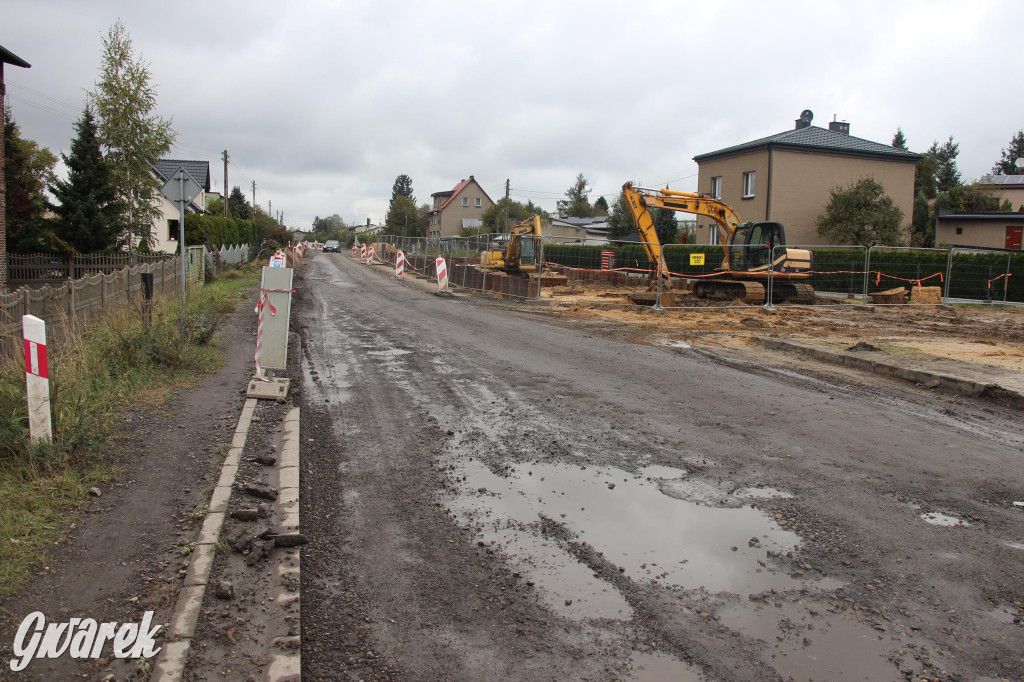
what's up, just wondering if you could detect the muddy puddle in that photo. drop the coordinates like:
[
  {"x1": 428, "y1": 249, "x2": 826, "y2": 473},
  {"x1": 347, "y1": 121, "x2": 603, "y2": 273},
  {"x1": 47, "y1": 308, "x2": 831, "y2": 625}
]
[
  {"x1": 442, "y1": 459, "x2": 814, "y2": 619},
  {"x1": 718, "y1": 600, "x2": 901, "y2": 681},
  {"x1": 628, "y1": 651, "x2": 705, "y2": 681},
  {"x1": 920, "y1": 511, "x2": 970, "y2": 527}
]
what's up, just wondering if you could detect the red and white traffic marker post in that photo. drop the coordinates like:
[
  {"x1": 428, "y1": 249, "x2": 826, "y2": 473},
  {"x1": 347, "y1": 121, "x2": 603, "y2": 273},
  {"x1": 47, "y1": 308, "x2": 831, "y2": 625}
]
[
  {"x1": 396, "y1": 250, "x2": 405, "y2": 278},
  {"x1": 366, "y1": 246, "x2": 376, "y2": 266},
  {"x1": 436, "y1": 256, "x2": 449, "y2": 292},
  {"x1": 22, "y1": 315, "x2": 52, "y2": 443}
]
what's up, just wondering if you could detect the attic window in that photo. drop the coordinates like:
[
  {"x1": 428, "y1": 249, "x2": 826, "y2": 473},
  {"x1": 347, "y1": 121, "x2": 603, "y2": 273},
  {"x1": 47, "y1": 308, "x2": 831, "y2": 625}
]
[
  {"x1": 462, "y1": 197, "x2": 469, "y2": 207},
  {"x1": 475, "y1": 197, "x2": 481, "y2": 207}
]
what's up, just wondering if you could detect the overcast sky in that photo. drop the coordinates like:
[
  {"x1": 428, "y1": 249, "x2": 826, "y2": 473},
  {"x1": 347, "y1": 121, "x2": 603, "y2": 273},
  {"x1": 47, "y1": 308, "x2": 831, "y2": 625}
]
[{"x1": 5, "y1": 0, "x2": 1023, "y2": 230}]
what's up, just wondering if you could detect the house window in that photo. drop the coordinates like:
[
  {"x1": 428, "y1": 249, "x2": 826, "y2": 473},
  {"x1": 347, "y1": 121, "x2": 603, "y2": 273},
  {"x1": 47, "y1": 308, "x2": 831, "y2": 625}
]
[
  {"x1": 955, "y1": 227, "x2": 963, "y2": 235},
  {"x1": 742, "y1": 171, "x2": 755, "y2": 198},
  {"x1": 462, "y1": 197, "x2": 469, "y2": 206},
  {"x1": 708, "y1": 224, "x2": 719, "y2": 245},
  {"x1": 475, "y1": 197, "x2": 482, "y2": 207},
  {"x1": 168, "y1": 219, "x2": 180, "y2": 241},
  {"x1": 710, "y1": 176, "x2": 722, "y2": 199}
]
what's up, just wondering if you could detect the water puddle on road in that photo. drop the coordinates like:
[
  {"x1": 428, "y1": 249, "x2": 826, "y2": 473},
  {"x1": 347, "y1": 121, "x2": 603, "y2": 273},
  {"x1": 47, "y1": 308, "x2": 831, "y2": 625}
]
[
  {"x1": 718, "y1": 601, "x2": 900, "y2": 681},
  {"x1": 628, "y1": 652, "x2": 705, "y2": 681},
  {"x1": 443, "y1": 459, "x2": 807, "y2": 619},
  {"x1": 920, "y1": 512, "x2": 970, "y2": 527}
]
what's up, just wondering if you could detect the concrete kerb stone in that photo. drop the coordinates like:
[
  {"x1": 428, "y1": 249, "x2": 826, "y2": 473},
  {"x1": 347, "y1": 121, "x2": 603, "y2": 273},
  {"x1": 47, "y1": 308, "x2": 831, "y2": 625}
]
[
  {"x1": 756, "y1": 337, "x2": 1008, "y2": 399},
  {"x1": 265, "y1": 406, "x2": 302, "y2": 682},
  {"x1": 149, "y1": 398, "x2": 258, "y2": 682}
]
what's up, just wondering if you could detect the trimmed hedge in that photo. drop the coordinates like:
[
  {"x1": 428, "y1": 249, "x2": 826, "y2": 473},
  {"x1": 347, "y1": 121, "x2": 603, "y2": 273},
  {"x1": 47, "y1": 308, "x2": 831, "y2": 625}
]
[
  {"x1": 185, "y1": 214, "x2": 264, "y2": 248},
  {"x1": 541, "y1": 243, "x2": 1024, "y2": 302}
]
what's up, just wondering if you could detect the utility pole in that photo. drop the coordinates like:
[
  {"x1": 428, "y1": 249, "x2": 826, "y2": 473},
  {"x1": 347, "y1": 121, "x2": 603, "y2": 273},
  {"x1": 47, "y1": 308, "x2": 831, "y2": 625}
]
[
  {"x1": 504, "y1": 178, "x2": 510, "y2": 233},
  {"x1": 269, "y1": 200, "x2": 272, "y2": 219},
  {"x1": 251, "y1": 181, "x2": 256, "y2": 218},
  {"x1": 222, "y1": 150, "x2": 229, "y2": 217}
]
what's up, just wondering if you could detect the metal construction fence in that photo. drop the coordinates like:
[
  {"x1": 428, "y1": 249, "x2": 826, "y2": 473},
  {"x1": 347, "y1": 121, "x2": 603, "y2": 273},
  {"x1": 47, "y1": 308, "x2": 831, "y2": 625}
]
[{"x1": 368, "y1": 234, "x2": 1023, "y2": 308}]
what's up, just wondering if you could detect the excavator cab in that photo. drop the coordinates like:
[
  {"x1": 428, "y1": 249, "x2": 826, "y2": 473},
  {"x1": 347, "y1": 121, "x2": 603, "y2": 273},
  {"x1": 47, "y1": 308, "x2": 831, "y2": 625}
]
[{"x1": 729, "y1": 221, "x2": 786, "y2": 272}]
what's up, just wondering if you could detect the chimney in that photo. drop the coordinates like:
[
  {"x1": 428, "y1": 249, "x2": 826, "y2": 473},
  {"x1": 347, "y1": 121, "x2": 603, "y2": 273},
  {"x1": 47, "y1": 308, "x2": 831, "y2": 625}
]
[
  {"x1": 829, "y1": 115, "x2": 850, "y2": 135},
  {"x1": 366, "y1": 218, "x2": 371, "y2": 227}
]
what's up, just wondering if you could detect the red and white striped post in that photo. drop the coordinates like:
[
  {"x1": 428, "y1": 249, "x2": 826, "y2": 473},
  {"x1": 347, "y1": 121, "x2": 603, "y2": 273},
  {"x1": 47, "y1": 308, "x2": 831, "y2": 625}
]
[
  {"x1": 396, "y1": 250, "x2": 405, "y2": 277},
  {"x1": 253, "y1": 289, "x2": 276, "y2": 382},
  {"x1": 360, "y1": 244, "x2": 367, "y2": 261},
  {"x1": 436, "y1": 256, "x2": 449, "y2": 292},
  {"x1": 22, "y1": 315, "x2": 52, "y2": 443},
  {"x1": 366, "y1": 246, "x2": 376, "y2": 266}
]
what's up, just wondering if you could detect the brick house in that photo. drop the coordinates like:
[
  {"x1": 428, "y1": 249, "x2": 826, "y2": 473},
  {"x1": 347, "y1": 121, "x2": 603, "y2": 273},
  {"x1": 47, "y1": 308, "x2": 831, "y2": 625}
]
[
  {"x1": 428, "y1": 176, "x2": 494, "y2": 238},
  {"x1": 692, "y1": 111, "x2": 920, "y2": 246}
]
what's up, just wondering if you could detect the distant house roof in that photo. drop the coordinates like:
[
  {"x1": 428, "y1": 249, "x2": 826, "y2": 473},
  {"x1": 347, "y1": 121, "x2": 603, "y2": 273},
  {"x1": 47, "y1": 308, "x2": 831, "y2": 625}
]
[
  {"x1": 980, "y1": 174, "x2": 1024, "y2": 187},
  {"x1": 431, "y1": 175, "x2": 493, "y2": 212},
  {"x1": 936, "y1": 208, "x2": 1024, "y2": 221},
  {"x1": 153, "y1": 159, "x2": 212, "y2": 192},
  {"x1": 694, "y1": 125, "x2": 921, "y2": 164},
  {"x1": 0, "y1": 44, "x2": 30, "y2": 68},
  {"x1": 557, "y1": 216, "x2": 608, "y2": 227}
]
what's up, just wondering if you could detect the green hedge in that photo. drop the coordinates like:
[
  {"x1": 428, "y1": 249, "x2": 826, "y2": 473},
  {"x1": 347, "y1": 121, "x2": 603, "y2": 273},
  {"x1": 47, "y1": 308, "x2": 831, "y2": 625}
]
[
  {"x1": 185, "y1": 214, "x2": 264, "y2": 248},
  {"x1": 542, "y1": 243, "x2": 1024, "y2": 302}
]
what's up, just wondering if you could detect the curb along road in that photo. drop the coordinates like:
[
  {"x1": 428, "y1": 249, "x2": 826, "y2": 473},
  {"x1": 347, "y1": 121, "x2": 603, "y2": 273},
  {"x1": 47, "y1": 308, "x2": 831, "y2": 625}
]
[{"x1": 150, "y1": 402, "x2": 302, "y2": 682}]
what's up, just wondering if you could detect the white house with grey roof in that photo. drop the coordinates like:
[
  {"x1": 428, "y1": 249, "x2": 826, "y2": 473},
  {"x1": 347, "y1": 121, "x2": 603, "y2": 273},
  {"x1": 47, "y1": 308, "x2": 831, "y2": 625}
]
[
  {"x1": 693, "y1": 110, "x2": 921, "y2": 246},
  {"x1": 151, "y1": 159, "x2": 211, "y2": 253}
]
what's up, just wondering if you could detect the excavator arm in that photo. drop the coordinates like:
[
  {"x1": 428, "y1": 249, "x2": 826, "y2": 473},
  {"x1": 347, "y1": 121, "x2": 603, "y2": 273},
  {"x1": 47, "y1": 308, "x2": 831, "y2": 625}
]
[{"x1": 622, "y1": 182, "x2": 743, "y2": 281}]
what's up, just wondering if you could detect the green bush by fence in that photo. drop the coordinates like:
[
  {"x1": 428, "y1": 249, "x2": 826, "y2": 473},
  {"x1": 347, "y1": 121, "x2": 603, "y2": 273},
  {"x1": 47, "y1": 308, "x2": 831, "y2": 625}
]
[{"x1": 185, "y1": 214, "x2": 262, "y2": 248}]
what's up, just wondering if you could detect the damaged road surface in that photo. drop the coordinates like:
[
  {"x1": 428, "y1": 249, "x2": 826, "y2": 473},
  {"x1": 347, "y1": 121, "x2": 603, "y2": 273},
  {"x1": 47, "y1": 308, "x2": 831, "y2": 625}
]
[{"x1": 297, "y1": 253, "x2": 1024, "y2": 681}]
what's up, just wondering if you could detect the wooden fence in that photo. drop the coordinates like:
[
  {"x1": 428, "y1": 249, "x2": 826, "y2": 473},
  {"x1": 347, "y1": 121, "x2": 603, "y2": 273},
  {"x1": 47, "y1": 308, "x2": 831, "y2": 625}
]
[
  {"x1": 6, "y1": 252, "x2": 174, "y2": 290},
  {"x1": 0, "y1": 258, "x2": 184, "y2": 350}
]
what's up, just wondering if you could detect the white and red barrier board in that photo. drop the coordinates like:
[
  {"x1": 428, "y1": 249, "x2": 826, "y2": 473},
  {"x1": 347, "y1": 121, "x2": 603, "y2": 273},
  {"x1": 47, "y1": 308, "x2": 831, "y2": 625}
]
[
  {"x1": 436, "y1": 257, "x2": 448, "y2": 291},
  {"x1": 360, "y1": 244, "x2": 367, "y2": 260},
  {"x1": 366, "y1": 246, "x2": 375, "y2": 265},
  {"x1": 270, "y1": 250, "x2": 287, "y2": 267},
  {"x1": 396, "y1": 251, "x2": 405, "y2": 277},
  {"x1": 22, "y1": 315, "x2": 52, "y2": 443}
]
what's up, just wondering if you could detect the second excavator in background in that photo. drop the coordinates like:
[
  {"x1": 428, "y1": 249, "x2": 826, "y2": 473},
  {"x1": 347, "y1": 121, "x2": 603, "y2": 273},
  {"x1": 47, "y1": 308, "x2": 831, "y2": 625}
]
[
  {"x1": 622, "y1": 182, "x2": 814, "y2": 305},
  {"x1": 480, "y1": 214, "x2": 544, "y2": 276}
]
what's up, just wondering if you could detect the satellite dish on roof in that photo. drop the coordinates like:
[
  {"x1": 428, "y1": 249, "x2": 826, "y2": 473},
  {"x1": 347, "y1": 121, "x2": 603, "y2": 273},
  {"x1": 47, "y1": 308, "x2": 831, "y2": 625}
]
[
  {"x1": 800, "y1": 109, "x2": 814, "y2": 125},
  {"x1": 1015, "y1": 157, "x2": 1024, "y2": 170}
]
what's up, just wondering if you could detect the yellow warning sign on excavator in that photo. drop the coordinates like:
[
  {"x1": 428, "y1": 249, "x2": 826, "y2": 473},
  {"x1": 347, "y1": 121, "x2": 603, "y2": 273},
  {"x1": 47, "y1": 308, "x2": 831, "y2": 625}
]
[{"x1": 690, "y1": 253, "x2": 705, "y2": 266}]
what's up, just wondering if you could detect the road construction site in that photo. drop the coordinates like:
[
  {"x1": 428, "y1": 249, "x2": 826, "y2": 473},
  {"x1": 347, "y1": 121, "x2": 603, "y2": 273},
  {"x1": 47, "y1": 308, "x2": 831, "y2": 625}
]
[{"x1": 294, "y1": 250, "x2": 1024, "y2": 681}]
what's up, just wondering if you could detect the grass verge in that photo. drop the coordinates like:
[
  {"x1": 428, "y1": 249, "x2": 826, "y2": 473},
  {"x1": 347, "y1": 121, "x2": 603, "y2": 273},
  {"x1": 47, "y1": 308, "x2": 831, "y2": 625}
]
[{"x1": 0, "y1": 262, "x2": 261, "y2": 599}]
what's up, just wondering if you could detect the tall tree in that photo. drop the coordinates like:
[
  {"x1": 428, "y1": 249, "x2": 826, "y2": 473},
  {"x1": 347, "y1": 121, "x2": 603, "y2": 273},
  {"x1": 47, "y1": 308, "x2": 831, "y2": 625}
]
[
  {"x1": 89, "y1": 20, "x2": 176, "y2": 252},
  {"x1": 4, "y1": 110, "x2": 58, "y2": 253},
  {"x1": 50, "y1": 107, "x2": 123, "y2": 252},
  {"x1": 891, "y1": 128, "x2": 908, "y2": 150},
  {"x1": 607, "y1": 191, "x2": 635, "y2": 239},
  {"x1": 385, "y1": 194, "x2": 419, "y2": 236},
  {"x1": 593, "y1": 195, "x2": 609, "y2": 214},
  {"x1": 816, "y1": 177, "x2": 905, "y2": 247},
  {"x1": 929, "y1": 136, "x2": 962, "y2": 193},
  {"x1": 557, "y1": 172, "x2": 595, "y2": 217},
  {"x1": 652, "y1": 208, "x2": 678, "y2": 244},
  {"x1": 389, "y1": 174, "x2": 415, "y2": 211},
  {"x1": 228, "y1": 186, "x2": 251, "y2": 220},
  {"x1": 480, "y1": 198, "x2": 548, "y2": 233},
  {"x1": 910, "y1": 190, "x2": 932, "y2": 247},
  {"x1": 992, "y1": 130, "x2": 1024, "y2": 175}
]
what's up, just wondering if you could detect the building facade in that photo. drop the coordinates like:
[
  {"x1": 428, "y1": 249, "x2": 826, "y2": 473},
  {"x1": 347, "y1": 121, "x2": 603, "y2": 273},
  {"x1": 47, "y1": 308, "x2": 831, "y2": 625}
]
[
  {"x1": 428, "y1": 176, "x2": 494, "y2": 238},
  {"x1": 693, "y1": 112, "x2": 920, "y2": 247},
  {"x1": 151, "y1": 159, "x2": 211, "y2": 254}
]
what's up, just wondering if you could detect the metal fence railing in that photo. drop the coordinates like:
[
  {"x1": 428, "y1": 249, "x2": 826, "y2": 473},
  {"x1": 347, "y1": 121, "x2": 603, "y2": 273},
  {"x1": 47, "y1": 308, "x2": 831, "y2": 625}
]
[{"x1": 366, "y1": 234, "x2": 1024, "y2": 309}]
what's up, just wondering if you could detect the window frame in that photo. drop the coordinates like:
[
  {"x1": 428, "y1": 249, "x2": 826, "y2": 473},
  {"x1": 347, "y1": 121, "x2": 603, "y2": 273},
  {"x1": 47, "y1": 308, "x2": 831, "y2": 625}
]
[
  {"x1": 710, "y1": 176, "x2": 722, "y2": 200},
  {"x1": 462, "y1": 197, "x2": 469, "y2": 207},
  {"x1": 742, "y1": 171, "x2": 756, "y2": 199}
]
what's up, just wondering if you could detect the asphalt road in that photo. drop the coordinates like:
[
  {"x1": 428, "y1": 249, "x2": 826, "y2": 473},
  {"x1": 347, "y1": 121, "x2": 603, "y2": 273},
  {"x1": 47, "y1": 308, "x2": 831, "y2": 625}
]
[{"x1": 296, "y1": 252, "x2": 1024, "y2": 682}]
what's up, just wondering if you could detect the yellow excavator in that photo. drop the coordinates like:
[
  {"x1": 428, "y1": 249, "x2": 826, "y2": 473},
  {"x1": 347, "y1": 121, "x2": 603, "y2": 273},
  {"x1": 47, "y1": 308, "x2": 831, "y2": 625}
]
[
  {"x1": 480, "y1": 214, "x2": 543, "y2": 275},
  {"x1": 622, "y1": 182, "x2": 814, "y2": 305}
]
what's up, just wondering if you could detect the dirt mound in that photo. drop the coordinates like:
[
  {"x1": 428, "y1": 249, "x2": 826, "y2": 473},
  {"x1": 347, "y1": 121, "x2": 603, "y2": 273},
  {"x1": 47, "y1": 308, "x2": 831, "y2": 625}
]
[{"x1": 847, "y1": 341, "x2": 883, "y2": 352}]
